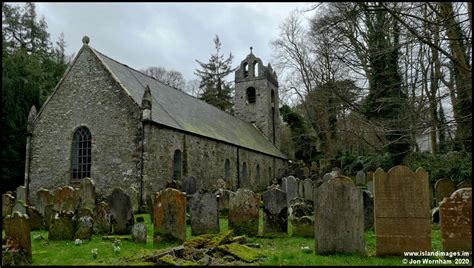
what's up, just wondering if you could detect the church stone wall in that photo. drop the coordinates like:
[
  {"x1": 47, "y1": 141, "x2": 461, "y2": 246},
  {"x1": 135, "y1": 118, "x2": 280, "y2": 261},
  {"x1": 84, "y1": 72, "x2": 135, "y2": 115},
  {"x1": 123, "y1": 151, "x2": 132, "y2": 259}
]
[{"x1": 29, "y1": 46, "x2": 142, "y2": 202}]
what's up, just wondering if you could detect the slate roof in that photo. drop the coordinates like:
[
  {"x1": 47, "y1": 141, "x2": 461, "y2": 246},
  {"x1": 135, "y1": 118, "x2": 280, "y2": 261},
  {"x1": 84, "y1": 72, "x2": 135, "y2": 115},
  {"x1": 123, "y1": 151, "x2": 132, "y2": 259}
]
[{"x1": 90, "y1": 47, "x2": 286, "y2": 159}]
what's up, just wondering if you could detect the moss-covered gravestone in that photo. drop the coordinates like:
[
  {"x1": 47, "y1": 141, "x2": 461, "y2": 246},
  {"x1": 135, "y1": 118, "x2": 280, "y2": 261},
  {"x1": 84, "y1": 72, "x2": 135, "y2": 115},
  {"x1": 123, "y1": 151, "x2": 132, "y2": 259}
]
[
  {"x1": 153, "y1": 188, "x2": 186, "y2": 243},
  {"x1": 48, "y1": 211, "x2": 75, "y2": 240},
  {"x1": 4, "y1": 211, "x2": 32, "y2": 262},
  {"x1": 228, "y1": 189, "x2": 260, "y2": 236}
]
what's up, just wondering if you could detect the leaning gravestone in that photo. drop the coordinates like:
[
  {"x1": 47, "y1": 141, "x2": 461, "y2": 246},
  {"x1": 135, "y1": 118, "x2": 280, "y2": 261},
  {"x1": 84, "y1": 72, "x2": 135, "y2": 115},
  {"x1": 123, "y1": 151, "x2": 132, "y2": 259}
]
[
  {"x1": 128, "y1": 186, "x2": 140, "y2": 213},
  {"x1": 439, "y1": 188, "x2": 472, "y2": 252},
  {"x1": 53, "y1": 186, "x2": 77, "y2": 213},
  {"x1": 182, "y1": 176, "x2": 197, "y2": 195},
  {"x1": 153, "y1": 188, "x2": 186, "y2": 243},
  {"x1": 374, "y1": 166, "x2": 431, "y2": 256},
  {"x1": 228, "y1": 188, "x2": 260, "y2": 236},
  {"x1": 456, "y1": 180, "x2": 472, "y2": 189},
  {"x1": 282, "y1": 176, "x2": 298, "y2": 205},
  {"x1": 132, "y1": 217, "x2": 147, "y2": 244},
  {"x1": 2, "y1": 193, "x2": 15, "y2": 218},
  {"x1": 303, "y1": 179, "x2": 313, "y2": 202},
  {"x1": 190, "y1": 191, "x2": 219, "y2": 235},
  {"x1": 107, "y1": 188, "x2": 134, "y2": 234},
  {"x1": 48, "y1": 211, "x2": 76, "y2": 240},
  {"x1": 435, "y1": 178, "x2": 455, "y2": 206},
  {"x1": 93, "y1": 201, "x2": 111, "y2": 234},
  {"x1": 78, "y1": 178, "x2": 96, "y2": 211},
  {"x1": 362, "y1": 190, "x2": 374, "y2": 230},
  {"x1": 356, "y1": 171, "x2": 366, "y2": 186},
  {"x1": 36, "y1": 188, "x2": 53, "y2": 216},
  {"x1": 75, "y1": 216, "x2": 94, "y2": 240},
  {"x1": 262, "y1": 188, "x2": 287, "y2": 236},
  {"x1": 4, "y1": 211, "x2": 32, "y2": 262},
  {"x1": 315, "y1": 176, "x2": 364, "y2": 254}
]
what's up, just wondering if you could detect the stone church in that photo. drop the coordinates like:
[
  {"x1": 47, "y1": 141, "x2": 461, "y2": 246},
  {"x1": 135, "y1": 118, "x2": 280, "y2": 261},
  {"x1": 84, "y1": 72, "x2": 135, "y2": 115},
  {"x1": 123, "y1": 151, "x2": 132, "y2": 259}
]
[{"x1": 25, "y1": 36, "x2": 287, "y2": 206}]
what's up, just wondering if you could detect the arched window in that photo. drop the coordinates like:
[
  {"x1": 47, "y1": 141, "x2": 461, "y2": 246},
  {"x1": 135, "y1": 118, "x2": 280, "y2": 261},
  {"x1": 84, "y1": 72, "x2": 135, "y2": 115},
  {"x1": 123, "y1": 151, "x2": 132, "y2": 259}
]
[
  {"x1": 224, "y1": 159, "x2": 230, "y2": 180},
  {"x1": 173, "y1": 149, "x2": 182, "y2": 180},
  {"x1": 243, "y1": 62, "x2": 249, "y2": 78},
  {"x1": 246, "y1": 87, "x2": 256, "y2": 104},
  {"x1": 242, "y1": 162, "x2": 248, "y2": 183},
  {"x1": 256, "y1": 164, "x2": 261, "y2": 183},
  {"x1": 71, "y1": 126, "x2": 92, "y2": 180},
  {"x1": 253, "y1": 61, "x2": 259, "y2": 77}
]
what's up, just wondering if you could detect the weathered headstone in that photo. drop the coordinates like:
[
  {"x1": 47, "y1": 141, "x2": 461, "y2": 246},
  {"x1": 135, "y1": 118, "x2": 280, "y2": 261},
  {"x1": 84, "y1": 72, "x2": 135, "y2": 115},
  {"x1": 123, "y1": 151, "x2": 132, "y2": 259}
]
[
  {"x1": 362, "y1": 190, "x2": 374, "y2": 231},
  {"x1": 53, "y1": 186, "x2": 77, "y2": 213},
  {"x1": 456, "y1": 180, "x2": 472, "y2": 189},
  {"x1": 15, "y1": 186, "x2": 27, "y2": 204},
  {"x1": 182, "y1": 176, "x2": 197, "y2": 195},
  {"x1": 27, "y1": 206, "x2": 43, "y2": 230},
  {"x1": 48, "y1": 211, "x2": 76, "y2": 240},
  {"x1": 12, "y1": 201, "x2": 27, "y2": 215},
  {"x1": 435, "y1": 178, "x2": 455, "y2": 206},
  {"x1": 78, "y1": 178, "x2": 96, "y2": 211},
  {"x1": 153, "y1": 188, "x2": 186, "y2": 243},
  {"x1": 315, "y1": 176, "x2": 364, "y2": 255},
  {"x1": 2, "y1": 193, "x2": 15, "y2": 218},
  {"x1": 366, "y1": 180, "x2": 373, "y2": 194},
  {"x1": 282, "y1": 176, "x2": 298, "y2": 205},
  {"x1": 322, "y1": 172, "x2": 334, "y2": 183},
  {"x1": 128, "y1": 186, "x2": 140, "y2": 213},
  {"x1": 75, "y1": 216, "x2": 94, "y2": 240},
  {"x1": 36, "y1": 188, "x2": 53, "y2": 216},
  {"x1": 439, "y1": 188, "x2": 472, "y2": 252},
  {"x1": 107, "y1": 188, "x2": 134, "y2": 234},
  {"x1": 298, "y1": 179, "x2": 304, "y2": 198},
  {"x1": 190, "y1": 192, "x2": 219, "y2": 235},
  {"x1": 93, "y1": 201, "x2": 111, "y2": 234},
  {"x1": 303, "y1": 167, "x2": 310, "y2": 179},
  {"x1": 228, "y1": 189, "x2": 260, "y2": 236},
  {"x1": 216, "y1": 189, "x2": 232, "y2": 216},
  {"x1": 303, "y1": 179, "x2": 313, "y2": 202},
  {"x1": 292, "y1": 216, "x2": 313, "y2": 237},
  {"x1": 132, "y1": 217, "x2": 147, "y2": 244},
  {"x1": 262, "y1": 188, "x2": 287, "y2": 236},
  {"x1": 4, "y1": 211, "x2": 32, "y2": 261},
  {"x1": 374, "y1": 166, "x2": 431, "y2": 256},
  {"x1": 356, "y1": 170, "x2": 366, "y2": 186},
  {"x1": 44, "y1": 204, "x2": 54, "y2": 230}
]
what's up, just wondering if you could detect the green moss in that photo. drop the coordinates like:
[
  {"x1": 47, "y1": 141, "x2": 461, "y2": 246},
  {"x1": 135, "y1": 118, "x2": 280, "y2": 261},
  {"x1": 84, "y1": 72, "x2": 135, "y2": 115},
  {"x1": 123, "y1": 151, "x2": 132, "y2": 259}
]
[
  {"x1": 183, "y1": 234, "x2": 214, "y2": 249},
  {"x1": 217, "y1": 243, "x2": 263, "y2": 262},
  {"x1": 158, "y1": 255, "x2": 177, "y2": 265}
]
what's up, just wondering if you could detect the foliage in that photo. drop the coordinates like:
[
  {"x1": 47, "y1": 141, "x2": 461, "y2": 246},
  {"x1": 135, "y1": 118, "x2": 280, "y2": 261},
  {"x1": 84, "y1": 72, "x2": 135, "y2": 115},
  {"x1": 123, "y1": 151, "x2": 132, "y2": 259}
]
[
  {"x1": 194, "y1": 35, "x2": 235, "y2": 113},
  {"x1": 140, "y1": 66, "x2": 186, "y2": 90},
  {"x1": 336, "y1": 151, "x2": 394, "y2": 176},
  {"x1": 2, "y1": 2, "x2": 69, "y2": 191}
]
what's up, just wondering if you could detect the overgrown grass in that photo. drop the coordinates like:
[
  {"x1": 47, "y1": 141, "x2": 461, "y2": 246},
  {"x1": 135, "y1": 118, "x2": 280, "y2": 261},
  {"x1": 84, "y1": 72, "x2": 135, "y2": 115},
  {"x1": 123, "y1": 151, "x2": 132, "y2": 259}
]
[{"x1": 14, "y1": 211, "x2": 469, "y2": 266}]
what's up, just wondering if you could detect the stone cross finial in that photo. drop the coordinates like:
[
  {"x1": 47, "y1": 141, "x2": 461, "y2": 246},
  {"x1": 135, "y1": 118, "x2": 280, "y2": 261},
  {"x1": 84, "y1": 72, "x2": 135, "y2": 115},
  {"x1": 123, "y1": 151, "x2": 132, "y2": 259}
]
[{"x1": 82, "y1": 36, "x2": 90, "y2": 45}]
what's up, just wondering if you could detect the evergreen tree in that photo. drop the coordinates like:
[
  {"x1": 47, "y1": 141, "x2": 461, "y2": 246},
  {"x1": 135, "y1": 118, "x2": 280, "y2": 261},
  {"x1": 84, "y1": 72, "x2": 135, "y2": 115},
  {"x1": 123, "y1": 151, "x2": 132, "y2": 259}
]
[{"x1": 194, "y1": 35, "x2": 236, "y2": 112}]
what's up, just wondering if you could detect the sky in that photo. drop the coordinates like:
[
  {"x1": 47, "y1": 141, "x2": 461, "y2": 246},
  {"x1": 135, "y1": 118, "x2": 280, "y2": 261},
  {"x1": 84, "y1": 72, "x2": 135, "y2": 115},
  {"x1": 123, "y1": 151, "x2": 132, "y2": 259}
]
[{"x1": 24, "y1": 2, "x2": 312, "y2": 82}]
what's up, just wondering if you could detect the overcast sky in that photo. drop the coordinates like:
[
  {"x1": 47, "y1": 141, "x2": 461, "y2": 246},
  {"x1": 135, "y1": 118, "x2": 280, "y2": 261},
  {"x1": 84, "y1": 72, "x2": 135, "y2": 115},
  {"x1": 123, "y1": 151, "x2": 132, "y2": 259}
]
[{"x1": 25, "y1": 2, "x2": 311, "y2": 82}]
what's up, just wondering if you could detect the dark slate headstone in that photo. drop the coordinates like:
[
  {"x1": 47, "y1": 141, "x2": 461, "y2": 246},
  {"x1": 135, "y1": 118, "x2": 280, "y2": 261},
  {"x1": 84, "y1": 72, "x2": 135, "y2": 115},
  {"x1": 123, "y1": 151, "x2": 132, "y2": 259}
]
[
  {"x1": 362, "y1": 190, "x2": 374, "y2": 230},
  {"x1": 303, "y1": 179, "x2": 313, "y2": 202},
  {"x1": 132, "y1": 222, "x2": 147, "y2": 244},
  {"x1": 75, "y1": 216, "x2": 94, "y2": 240},
  {"x1": 35, "y1": 188, "x2": 53, "y2": 217},
  {"x1": 48, "y1": 211, "x2": 76, "y2": 241},
  {"x1": 190, "y1": 191, "x2": 219, "y2": 236},
  {"x1": 282, "y1": 176, "x2": 298, "y2": 205},
  {"x1": 153, "y1": 188, "x2": 186, "y2": 243},
  {"x1": 262, "y1": 188, "x2": 288, "y2": 236},
  {"x1": 315, "y1": 176, "x2": 364, "y2": 255},
  {"x1": 228, "y1": 189, "x2": 260, "y2": 236},
  {"x1": 4, "y1": 211, "x2": 32, "y2": 261},
  {"x1": 107, "y1": 188, "x2": 134, "y2": 234},
  {"x1": 183, "y1": 176, "x2": 197, "y2": 195},
  {"x1": 93, "y1": 201, "x2": 111, "y2": 234},
  {"x1": 2, "y1": 193, "x2": 15, "y2": 218}
]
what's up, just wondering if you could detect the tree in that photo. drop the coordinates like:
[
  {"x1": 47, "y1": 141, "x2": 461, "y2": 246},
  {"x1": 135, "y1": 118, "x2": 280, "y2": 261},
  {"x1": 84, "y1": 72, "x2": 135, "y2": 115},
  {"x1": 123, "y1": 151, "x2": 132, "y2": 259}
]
[
  {"x1": 141, "y1": 66, "x2": 186, "y2": 90},
  {"x1": 194, "y1": 35, "x2": 236, "y2": 112}
]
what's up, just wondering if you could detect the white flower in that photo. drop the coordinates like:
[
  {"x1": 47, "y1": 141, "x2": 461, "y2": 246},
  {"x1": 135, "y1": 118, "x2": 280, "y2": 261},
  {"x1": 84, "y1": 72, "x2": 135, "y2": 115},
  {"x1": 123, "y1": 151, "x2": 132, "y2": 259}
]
[
  {"x1": 74, "y1": 239, "x2": 83, "y2": 246},
  {"x1": 113, "y1": 245, "x2": 121, "y2": 253},
  {"x1": 91, "y1": 248, "x2": 98, "y2": 259}
]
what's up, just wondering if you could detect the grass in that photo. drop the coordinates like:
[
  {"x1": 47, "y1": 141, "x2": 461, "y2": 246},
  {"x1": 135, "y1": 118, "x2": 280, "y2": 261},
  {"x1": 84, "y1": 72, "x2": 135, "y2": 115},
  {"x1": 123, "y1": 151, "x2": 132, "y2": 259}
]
[{"x1": 3, "y1": 210, "x2": 469, "y2": 266}]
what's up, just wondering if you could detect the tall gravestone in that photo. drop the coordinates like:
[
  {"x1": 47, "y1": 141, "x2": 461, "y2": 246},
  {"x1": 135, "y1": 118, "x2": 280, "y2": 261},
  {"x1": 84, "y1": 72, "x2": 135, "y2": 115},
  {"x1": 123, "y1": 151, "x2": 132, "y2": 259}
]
[
  {"x1": 228, "y1": 188, "x2": 260, "y2": 236},
  {"x1": 16, "y1": 186, "x2": 27, "y2": 204},
  {"x1": 298, "y1": 179, "x2": 304, "y2": 199},
  {"x1": 107, "y1": 188, "x2": 134, "y2": 234},
  {"x1": 190, "y1": 191, "x2": 219, "y2": 235},
  {"x1": 315, "y1": 176, "x2": 364, "y2": 255},
  {"x1": 435, "y1": 178, "x2": 455, "y2": 206},
  {"x1": 262, "y1": 188, "x2": 287, "y2": 236},
  {"x1": 282, "y1": 176, "x2": 298, "y2": 205},
  {"x1": 93, "y1": 201, "x2": 111, "y2": 234},
  {"x1": 53, "y1": 186, "x2": 77, "y2": 213},
  {"x1": 78, "y1": 178, "x2": 96, "y2": 211},
  {"x1": 362, "y1": 190, "x2": 374, "y2": 230},
  {"x1": 374, "y1": 166, "x2": 431, "y2": 256},
  {"x1": 182, "y1": 176, "x2": 197, "y2": 195},
  {"x1": 439, "y1": 188, "x2": 472, "y2": 252},
  {"x1": 2, "y1": 193, "x2": 15, "y2": 218},
  {"x1": 303, "y1": 179, "x2": 313, "y2": 202},
  {"x1": 153, "y1": 188, "x2": 186, "y2": 243},
  {"x1": 4, "y1": 211, "x2": 32, "y2": 261},
  {"x1": 36, "y1": 188, "x2": 53, "y2": 216}
]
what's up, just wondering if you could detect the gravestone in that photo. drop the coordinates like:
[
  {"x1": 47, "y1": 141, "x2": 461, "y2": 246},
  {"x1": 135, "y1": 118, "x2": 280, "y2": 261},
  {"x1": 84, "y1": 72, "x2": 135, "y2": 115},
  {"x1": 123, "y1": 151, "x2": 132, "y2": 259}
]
[
  {"x1": 435, "y1": 178, "x2": 455, "y2": 206},
  {"x1": 16, "y1": 186, "x2": 27, "y2": 204},
  {"x1": 128, "y1": 186, "x2": 140, "y2": 213},
  {"x1": 456, "y1": 180, "x2": 472, "y2": 189},
  {"x1": 78, "y1": 178, "x2": 96, "y2": 211},
  {"x1": 78, "y1": 207, "x2": 93, "y2": 218},
  {"x1": 190, "y1": 191, "x2": 219, "y2": 235},
  {"x1": 182, "y1": 176, "x2": 197, "y2": 195},
  {"x1": 2, "y1": 193, "x2": 15, "y2": 218},
  {"x1": 107, "y1": 188, "x2": 134, "y2": 234},
  {"x1": 315, "y1": 176, "x2": 364, "y2": 254},
  {"x1": 262, "y1": 188, "x2": 287, "y2": 236},
  {"x1": 216, "y1": 189, "x2": 232, "y2": 215},
  {"x1": 292, "y1": 216, "x2": 313, "y2": 237},
  {"x1": 282, "y1": 176, "x2": 298, "y2": 205},
  {"x1": 362, "y1": 190, "x2": 374, "y2": 230},
  {"x1": 36, "y1": 188, "x2": 53, "y2": 216},
  {"x1": 4, "y1": 211, "x2": 32, "y2": 261},
  {"x1": 298, "y1": 179, "x2": 304, "y2": 198},
  {"x1": 303, "y1": 167, "x2": 310, "y2": 179},
  {"x1": 93, "y1": 201, "x2": 111, "y2": 234},
  {"x1": 12, "y1": 201, "x2": 27, "y2": 215},
  {"x1": 153, "y1": 188, "x2": 186, "y2": 243},
  {"x1": 44, "y1": 204, "x2": 54, "y2": 230},
  {"x1": 374, "y1": 166, "x2": 431, "y2": 256},
  {"x1": 322, "y1": 173, "x2": 334, "y2": 183},
  {"x1": 53, "y1": 186, "x2": 77, "y2": 213},
  {"x1": 356, "y1": 171, "x2": 366, "y2": 186},
  {"x1": 132, "y1": 217, "x2": 147, "y2": 244},
  {"x1": 303, "y1": 179, "x2": 313, "y2": 202},
  {"x1": 228, "y1": 188, "x2": 260, "y2": 236},
  {"x1": 75, "y1": 216, "x2": 94, "y2": 240},
  {"x1": 439, "y1": 188, "x2": 472, "y2": 252},
  {"x1": 27, "y1": 206, "x2": 43, "y2": 230},
  {"x1": 48, "y1": 211, "x2": 76, "y2": 240},
  {"x1": 366, "y1": 180, "x2": 373, "y2": 194}
]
